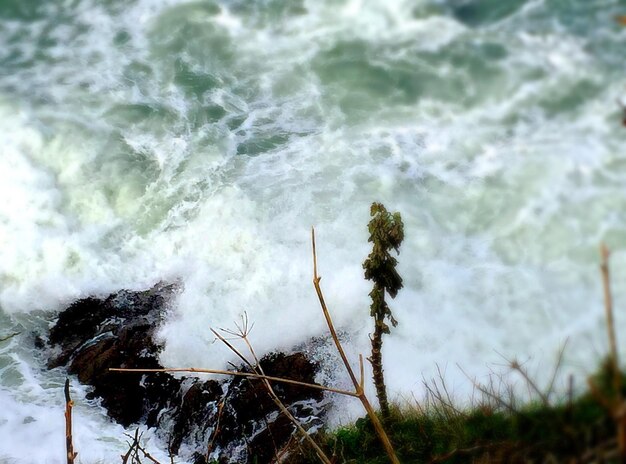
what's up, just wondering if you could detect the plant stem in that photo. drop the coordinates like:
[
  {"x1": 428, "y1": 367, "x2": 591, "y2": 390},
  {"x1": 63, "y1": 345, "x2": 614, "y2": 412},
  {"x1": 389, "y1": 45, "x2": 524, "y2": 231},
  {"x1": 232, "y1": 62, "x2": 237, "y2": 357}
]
[
  {"x1": 64, "y1": 379, "x2": 77, "y2": 464},
  {"x1": 312, "y1": 228, "x2": 400, "y2": 464},
  {"x1": 371, "y1": 316, "x2": 390, "y2": 422}
]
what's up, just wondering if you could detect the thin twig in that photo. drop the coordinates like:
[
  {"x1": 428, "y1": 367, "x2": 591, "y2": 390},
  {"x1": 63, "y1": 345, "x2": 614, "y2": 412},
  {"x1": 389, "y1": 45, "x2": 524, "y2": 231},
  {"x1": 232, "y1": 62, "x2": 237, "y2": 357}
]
[
  {"x1": 311, "y1": 228, "x2": 400, "y2": 464},
  {"x1": 435, "y1": 364, "x2": 464, "y2": 418},
  {"x1": 120, "y1": 430, "x2": 137, "y2": 464},
  {"x1": 64, "y1": 379, "x2": 77, "y2": 464},
  {"x1": 599, "y1": 243, "x2": 626, "y2": 461},
  {"x1": 206, "y1": 400, "x2": 225, "y2": 462},
  {"x1": 507, "y1": 357, "x2": 550, "y2": 407},
  {"x1": 214, "y1": 325, "x2": 332, "y2": 464},
  {"x1": 211, "y1": 328, "x2": 253, "y2": 369},
  {"x1": 359, "y1": 354, "x2": 365, "y2": 392},
  {"x1": 0, "y1": 332, "x2": 20, "y2": 343},
  {"x1": 109, "y1": 367, "x2": 358, "y2": 398},
  {"x1": 311, "y1": 229, "x2": 360, "y2": 389},
  {"x1": 600, "y1": 243, "x2": 620, "y2": 392},
  {"x1": 123, "y1": 431, "x2": 162, "y2": 464},
  {"x1": 545, "y1": 339, "x2": 569, "y2": 403},
  {"x1": 421, "y1": 366, "x2": 464, "y2": 422},
  {"x1": 458, "y1": 365, "x2": 519, "y2": 414}
]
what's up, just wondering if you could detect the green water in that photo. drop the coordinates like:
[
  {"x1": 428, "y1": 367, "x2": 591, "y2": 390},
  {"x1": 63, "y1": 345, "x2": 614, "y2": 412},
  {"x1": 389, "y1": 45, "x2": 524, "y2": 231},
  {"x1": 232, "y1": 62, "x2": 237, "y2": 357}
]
[{"x1": 1, "y1": 0, "x2": 626, "y2": 462}]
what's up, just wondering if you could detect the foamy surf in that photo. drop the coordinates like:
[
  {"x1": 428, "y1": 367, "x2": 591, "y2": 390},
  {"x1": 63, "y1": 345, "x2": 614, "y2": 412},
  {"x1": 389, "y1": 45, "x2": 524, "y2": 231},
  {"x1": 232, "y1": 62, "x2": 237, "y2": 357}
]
[{"x1": 2, "y1": 0, "x2": 626, "y2": 461}]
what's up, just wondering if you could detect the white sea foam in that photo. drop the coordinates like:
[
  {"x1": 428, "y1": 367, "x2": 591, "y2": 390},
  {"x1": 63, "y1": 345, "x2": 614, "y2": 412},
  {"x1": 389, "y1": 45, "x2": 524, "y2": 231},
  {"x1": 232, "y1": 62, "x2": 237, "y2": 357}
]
[{"x1": 2, "y1": 0, "x2": 626, "y2": 461}]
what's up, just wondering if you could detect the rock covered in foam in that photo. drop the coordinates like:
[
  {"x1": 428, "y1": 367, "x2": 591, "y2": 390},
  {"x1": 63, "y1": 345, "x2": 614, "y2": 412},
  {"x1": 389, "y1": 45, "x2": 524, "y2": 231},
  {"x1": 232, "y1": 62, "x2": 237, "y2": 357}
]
[{"x1": 45, "y1": 285, "x2": 326, "y2": 463}]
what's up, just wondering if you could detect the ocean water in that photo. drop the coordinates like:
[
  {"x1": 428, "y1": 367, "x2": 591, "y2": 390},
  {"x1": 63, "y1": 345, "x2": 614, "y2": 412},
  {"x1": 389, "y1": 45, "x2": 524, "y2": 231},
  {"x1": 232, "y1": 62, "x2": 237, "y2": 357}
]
[{"x1": 2, "y1": 0, "x2": 626, "y2": 461}]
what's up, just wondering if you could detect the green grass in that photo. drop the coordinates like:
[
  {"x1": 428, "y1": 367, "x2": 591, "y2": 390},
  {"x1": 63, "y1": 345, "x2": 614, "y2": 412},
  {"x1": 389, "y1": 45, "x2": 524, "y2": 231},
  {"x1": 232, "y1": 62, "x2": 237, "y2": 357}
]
[{"x1": 294, "y1": 361, "x2": 623, "y2": 463}]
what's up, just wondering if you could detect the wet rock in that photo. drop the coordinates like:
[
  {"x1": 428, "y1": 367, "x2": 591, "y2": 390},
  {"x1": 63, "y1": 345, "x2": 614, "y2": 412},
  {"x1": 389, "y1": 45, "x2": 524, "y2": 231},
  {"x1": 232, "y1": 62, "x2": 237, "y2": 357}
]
[
  {"x1": 168, "y1": 379, "x2": 223, "y2": 455},
  {"x1": 47, "y1": 285, "x2": 176, "y2": 426},
  {"x1": 45, "y1": 286, "x2": 326, "y2": 463},
  {"x1": 213, "y1": 352, "x2": 325, "y2": 461}
]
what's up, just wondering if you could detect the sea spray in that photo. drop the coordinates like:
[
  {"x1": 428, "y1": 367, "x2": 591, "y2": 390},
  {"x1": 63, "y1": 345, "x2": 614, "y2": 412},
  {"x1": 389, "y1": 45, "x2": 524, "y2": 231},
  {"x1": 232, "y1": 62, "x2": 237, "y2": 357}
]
[{"x1": 2, "y1": 0, "x2": 626, "y2": 462}]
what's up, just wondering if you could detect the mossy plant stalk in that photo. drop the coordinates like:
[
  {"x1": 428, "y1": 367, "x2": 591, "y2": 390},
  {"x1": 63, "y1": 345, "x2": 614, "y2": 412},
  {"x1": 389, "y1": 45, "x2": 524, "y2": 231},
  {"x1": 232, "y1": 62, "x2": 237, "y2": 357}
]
[{"x1": 363, "y1": 202, "x2": 404, "y2": 422}]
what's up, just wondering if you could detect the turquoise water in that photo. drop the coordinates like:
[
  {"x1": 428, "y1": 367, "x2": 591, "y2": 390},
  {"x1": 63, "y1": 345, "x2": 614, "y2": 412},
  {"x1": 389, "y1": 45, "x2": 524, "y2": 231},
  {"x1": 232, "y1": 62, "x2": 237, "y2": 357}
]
[{"x1": 1, "y1": 0, "x2": 626, "y2": 462}]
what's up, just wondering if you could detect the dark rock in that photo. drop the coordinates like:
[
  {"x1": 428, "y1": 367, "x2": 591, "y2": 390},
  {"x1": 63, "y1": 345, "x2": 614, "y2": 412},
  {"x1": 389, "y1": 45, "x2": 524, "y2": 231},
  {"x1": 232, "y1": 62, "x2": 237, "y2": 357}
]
[
  {"x1": 45, "y1": 285, "x2": 327, "y2": 463},
  {"x1": 47, "y1": 285, "x2": 176, "y2": 426},
  {"x1": 168, "y1": 379, "x2": 222, "y2": 454}
]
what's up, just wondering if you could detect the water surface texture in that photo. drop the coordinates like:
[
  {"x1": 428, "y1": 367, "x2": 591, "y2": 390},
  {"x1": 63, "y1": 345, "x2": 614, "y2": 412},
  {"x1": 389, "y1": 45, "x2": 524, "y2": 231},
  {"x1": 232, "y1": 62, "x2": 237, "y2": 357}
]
[{"x1": 2, "y1": 0, "x2": 626, "y2": 461}]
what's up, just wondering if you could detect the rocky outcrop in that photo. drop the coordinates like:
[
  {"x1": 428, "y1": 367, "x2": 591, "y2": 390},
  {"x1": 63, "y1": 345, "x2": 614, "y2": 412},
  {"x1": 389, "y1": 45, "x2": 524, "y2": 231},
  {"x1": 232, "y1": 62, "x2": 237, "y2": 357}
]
[{"x1": 45, "y1": 285, "x2": 326, "y2": 463}]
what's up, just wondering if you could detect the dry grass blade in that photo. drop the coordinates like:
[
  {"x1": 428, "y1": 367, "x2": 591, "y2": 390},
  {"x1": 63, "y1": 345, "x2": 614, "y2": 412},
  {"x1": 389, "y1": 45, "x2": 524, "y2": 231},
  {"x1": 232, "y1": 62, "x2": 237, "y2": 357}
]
[
  {"x1": 545, "y1": 339, "x2": 568, "y2": 404},
  {"x1": 421, "y1": 365, "x2": 464, "y2": 423},
  {"x1": 457, "y1": 364, "x2": 519, "y2": 414},
  {"x1": 505, "y1": 356, "x2": 550, "y2": 407}
]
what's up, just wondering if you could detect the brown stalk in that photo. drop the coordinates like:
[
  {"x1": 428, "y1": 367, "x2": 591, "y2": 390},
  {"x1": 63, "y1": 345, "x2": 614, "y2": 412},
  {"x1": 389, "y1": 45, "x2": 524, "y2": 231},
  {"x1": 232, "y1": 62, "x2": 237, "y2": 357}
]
[
  {"x1": 120, "y1": 429, "x2": 137, "y2": 464},
  {"x1": 64, "y1": 379, "x2": 77, "y2": 464},
  {"x1": 205, "y1": 399, "x2": 225, "y2": 462},
  {"x1": 311, "y1": 228, "x2": 400, "y2": 464},
  {"x1": 0, "y1": 332, "x2": 20, "y2": 343},
  {"x1": 601, "y1": 244, "x2": 620, "y2": 392},
  {"x1": 123, "y1": 430, "x2": 162, "y2": 464},
  {"x1": 110, "y1": 367, "x2": 358, "y2": 398},
  {"x1": 599, "y1": 243, "x2": 626, "y2": 462}
]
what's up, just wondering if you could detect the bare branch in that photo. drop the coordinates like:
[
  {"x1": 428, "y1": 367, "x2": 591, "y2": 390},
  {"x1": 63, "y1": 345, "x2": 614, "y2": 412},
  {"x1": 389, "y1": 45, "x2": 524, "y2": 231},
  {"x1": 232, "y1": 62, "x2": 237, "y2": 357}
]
[
  {"x1": 210, "y1": 328, "x2": 253, "y2": 369},
  {"x1": 213, "y1": 323, "x2": 332, "y2": 464},
  {"x1": 0, "y1": 332, "x2": 20, "y2": 343},
  {"x1": 64, "y1": 379, "x2": 78, "y2": 464},
  {"x1": 110, "y1": 367, "x2": 358, "y2": 398},
  {"x1": 311, "y1": 228, "x2": 360, "y2": 389},
  {"x1": 206, "y1": 400, "x2": 225, "y2": 462},
  {"x1": 311, "y1": 228, "x2": 400, "y2": 464},
  {"x1": 359, "y1": 354, "x2": 365, "y2": 393}
]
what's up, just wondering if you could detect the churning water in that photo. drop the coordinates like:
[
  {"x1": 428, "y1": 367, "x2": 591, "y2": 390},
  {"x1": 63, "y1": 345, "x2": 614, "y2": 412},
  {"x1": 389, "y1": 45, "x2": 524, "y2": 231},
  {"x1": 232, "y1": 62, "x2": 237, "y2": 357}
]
[{"x1": 2, "y1": 0, "x2": 626, "y2": 461}]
